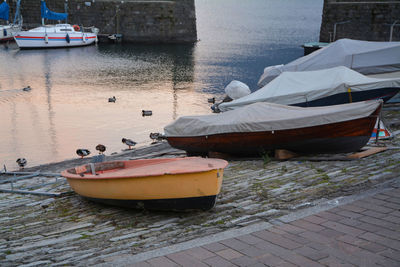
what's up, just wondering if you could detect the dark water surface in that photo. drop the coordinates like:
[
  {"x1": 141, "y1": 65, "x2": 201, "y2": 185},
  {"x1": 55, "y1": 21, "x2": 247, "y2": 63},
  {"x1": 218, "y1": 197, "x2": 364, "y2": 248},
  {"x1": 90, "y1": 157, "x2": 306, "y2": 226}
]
[{"x1": 0, "y1": 0, "x2": 323, "y2": 169}]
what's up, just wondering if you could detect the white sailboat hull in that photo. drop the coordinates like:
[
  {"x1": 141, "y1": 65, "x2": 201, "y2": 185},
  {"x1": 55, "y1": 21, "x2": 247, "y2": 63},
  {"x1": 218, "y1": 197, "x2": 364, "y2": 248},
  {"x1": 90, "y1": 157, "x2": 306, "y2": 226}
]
[{"x1": 14, "y1": 24, "x2": 97, "y2": 48}]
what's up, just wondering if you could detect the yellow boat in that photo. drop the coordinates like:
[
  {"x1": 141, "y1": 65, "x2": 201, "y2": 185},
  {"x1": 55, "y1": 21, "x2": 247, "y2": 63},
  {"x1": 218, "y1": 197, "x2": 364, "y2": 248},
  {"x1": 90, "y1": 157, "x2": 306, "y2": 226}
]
[{"x1": 61, "y1": 157, "x2": 228, "y2": 211}]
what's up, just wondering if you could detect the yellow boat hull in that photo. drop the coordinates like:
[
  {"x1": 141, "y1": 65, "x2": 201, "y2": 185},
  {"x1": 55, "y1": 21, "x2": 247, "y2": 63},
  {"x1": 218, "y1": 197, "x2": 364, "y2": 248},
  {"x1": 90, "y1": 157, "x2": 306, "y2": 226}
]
[
  {"x1": 62, "y1": 158, "x2": 228, "y2": 211},
  {"x1": 67, "y1": 169, "x2": 223, "y2": 200}
]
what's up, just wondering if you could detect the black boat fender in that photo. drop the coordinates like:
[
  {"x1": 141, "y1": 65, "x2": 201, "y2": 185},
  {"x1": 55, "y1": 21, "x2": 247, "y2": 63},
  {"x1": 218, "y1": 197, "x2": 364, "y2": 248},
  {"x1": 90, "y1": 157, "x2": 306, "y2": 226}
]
[{"x1": 66, "y1": 33, "x2": 70, "y2": 43}]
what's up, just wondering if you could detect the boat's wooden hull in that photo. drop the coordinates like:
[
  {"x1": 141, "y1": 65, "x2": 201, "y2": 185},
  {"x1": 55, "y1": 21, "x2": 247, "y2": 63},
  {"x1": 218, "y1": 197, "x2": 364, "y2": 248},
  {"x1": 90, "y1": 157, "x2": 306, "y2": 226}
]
[
  {"x1": 62, "y1": 158, "x2": 227, "y2": 211},
  {"x1": 166, "y1": 108, "x2": 380, "y2": 156}
]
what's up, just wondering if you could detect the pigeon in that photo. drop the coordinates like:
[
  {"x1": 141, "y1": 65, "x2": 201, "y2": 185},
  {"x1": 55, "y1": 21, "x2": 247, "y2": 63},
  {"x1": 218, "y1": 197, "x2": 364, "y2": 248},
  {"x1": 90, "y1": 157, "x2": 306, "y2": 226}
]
[
  {"x1": 76, "y1": 149, "x2": 91, "y2": 158},
  {"x1": 95, "y1": 144, "x2": 106, "y2": 154},
  {"x1": 149, "y1": 132, "x2": 165, "y2": 141},
  {"x1": 122, "y1": 138, "x2": 136, "y2": 149},
  {"x1": 16, "y1": 158, "x2": 27, "y2": 168},
  {"x1": 108, "y1": 96, "x2": 116, "y2": 103}
]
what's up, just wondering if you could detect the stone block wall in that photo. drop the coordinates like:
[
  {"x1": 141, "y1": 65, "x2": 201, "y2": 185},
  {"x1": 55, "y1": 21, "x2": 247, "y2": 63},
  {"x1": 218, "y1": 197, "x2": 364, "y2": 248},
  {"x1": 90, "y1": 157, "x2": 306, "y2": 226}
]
[
  {"x1": 8, "y1": 0, "x2": 197, "y2": 43},
  {"x1": 320, "y1": 0, "x2": 400, "y2": 42}
]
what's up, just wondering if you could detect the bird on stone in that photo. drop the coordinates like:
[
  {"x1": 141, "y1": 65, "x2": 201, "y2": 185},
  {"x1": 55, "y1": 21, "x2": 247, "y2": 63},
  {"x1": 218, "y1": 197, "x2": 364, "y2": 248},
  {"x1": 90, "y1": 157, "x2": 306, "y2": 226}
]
[
  {"x1": 95, "y1": 144, "x2": 106, "y2": 154},
  {"x1": 122, "y1": 138, "x2": 136, "y2": 150},
  {"x1": 149, "y1": 132, "x2": 165, "y2": 141},
  {"x1": 76, "y1": 149, "x2": 91, "y2": 158},
  {"x1": 16, "y1": 158, "x2": 27, "y2": 168},
  {"x1": 23, "y1": 86, "x2": 31, "y2": 92},
  {"x1": 108, "y1": 96, "x2": 116, "y2": 103}
]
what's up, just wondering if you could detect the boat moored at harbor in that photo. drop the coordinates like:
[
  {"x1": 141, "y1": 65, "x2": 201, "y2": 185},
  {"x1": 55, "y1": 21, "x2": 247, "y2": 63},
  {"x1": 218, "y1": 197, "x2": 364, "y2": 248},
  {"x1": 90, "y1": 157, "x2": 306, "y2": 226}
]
[
  {"x1": 14, "y1": 24, "x2": 98, "y2": 48},
  {"x1": 0, "y1": 0, "x2": 22, "y2": 42},
  {"x1": 0, "y1": 23, "x2": 20, "y2": 41},
  {"x1": 14, "y1": 1, "x2": 98, "y2": 49}
]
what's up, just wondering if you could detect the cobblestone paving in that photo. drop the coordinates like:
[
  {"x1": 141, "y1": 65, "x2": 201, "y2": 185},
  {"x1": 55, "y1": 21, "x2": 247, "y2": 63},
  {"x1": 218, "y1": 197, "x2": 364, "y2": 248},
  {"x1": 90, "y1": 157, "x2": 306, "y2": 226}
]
[
  {"x1": 0, "y1": 110, "x2": 399, "y2": 266},
  {"x1": 132, "y1": 187, "x2": 400, "y2": 267}
]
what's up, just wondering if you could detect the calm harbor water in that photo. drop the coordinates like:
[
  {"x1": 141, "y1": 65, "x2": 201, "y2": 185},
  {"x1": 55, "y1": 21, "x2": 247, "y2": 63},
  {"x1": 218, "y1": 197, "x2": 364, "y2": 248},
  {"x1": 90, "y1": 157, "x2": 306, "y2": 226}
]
[{"x1": 0, "y1": 0, "x2": 323, "y2": 169}]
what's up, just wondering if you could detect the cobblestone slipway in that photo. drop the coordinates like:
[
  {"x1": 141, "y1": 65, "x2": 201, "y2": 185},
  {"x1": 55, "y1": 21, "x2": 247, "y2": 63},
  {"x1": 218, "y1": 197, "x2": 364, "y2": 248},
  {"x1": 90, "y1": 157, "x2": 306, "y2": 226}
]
[{"x1": 0, "y1": 109, "x2": 399, "y2": 266}]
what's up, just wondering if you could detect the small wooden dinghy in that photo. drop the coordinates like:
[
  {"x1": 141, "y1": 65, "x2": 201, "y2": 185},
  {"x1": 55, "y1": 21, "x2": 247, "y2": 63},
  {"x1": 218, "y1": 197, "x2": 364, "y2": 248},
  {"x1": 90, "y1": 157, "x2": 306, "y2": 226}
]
[{"x1": 61, "y1": 157, "x2": 228, "y2": 211}]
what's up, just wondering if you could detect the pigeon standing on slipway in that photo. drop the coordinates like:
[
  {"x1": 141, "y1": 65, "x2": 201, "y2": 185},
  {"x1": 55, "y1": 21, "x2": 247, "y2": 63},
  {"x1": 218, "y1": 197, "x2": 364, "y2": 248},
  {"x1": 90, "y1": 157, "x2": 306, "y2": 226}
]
[
  {"x1": 76, "y1": 149, "x2": 91, "y2": 158},
  {"x1": 16, "y1": 158, "x2": 27, "y2": 169},
  {"x1": 95, "y1": 144, "x2": 106, "y2": 154},
  {"x1": 149, "y1": 132, "x2": 165, "y2": 141},
  {"x1": 122, "y1": 138, "x2": 136, "y2": 150}
]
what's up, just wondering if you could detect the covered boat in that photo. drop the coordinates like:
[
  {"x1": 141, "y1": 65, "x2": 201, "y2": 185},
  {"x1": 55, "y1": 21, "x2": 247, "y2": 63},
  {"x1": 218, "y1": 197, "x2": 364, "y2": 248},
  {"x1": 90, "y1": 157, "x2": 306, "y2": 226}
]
[
  {"x1": 218, "y1": 66, "x2": 400, "y2": 111},
  {"x1": 258, "y1": 39, "x2": 400, "y2": 87},
  {"x1": 61, "y1": 157, "x2": 228, "y2": 211},
  {"x1": 0, "y1": 0, "x2": 22, "y2": 42},
  {"x1": 14, "y1": 1, "x2": 98, "y2": 48},
  {"x1": 165, "y1": 100, "x2": 382, "y2": 156},
  {"x1": 368, "y1": 71, "x2": 400, "y2": 103}
]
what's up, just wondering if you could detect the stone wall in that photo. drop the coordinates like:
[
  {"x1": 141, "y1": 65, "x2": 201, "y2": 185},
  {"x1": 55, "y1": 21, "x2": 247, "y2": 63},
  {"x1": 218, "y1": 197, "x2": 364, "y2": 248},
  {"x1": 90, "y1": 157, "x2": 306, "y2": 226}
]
[
  {"x1": 320, "y1": 0, "x2": 400, "y2": 42},
  {"x1": 8, "y1": 0, "x2": 197, "y2": 43}
]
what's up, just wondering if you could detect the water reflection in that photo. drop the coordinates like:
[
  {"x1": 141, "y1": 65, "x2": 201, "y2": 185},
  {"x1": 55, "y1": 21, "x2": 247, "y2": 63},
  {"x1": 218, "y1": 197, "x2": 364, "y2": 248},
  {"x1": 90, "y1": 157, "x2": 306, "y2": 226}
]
[
  {"x1": 0, "y1": 43, "x2": 202, "y2": 169},
  {"x1": 43, "y1": 52, "x2": 59, "y2": 159},
  {"x1": 0, "y1": 0, "x2": 323, "y2": 169}
]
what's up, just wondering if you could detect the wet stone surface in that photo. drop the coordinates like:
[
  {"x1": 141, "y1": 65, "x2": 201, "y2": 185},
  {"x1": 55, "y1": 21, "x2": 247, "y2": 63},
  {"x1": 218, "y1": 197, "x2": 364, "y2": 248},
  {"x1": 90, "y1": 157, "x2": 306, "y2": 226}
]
[{"x1": 0, "y1": 109, "x2": 399, "y2": 266}]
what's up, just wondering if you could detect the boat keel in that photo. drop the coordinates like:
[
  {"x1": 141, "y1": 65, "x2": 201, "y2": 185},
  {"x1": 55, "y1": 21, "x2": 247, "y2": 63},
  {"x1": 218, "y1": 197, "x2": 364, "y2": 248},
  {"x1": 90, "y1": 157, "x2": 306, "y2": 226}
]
[{"x1": 84, "y1": 195, "x2": 218, "y2": 211}]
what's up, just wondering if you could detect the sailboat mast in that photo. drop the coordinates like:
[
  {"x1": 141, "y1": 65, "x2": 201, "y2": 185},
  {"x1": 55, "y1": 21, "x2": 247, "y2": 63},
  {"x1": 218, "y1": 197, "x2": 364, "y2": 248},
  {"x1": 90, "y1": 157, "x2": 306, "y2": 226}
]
[{"x1": 13, "y1": 0, "x2": 21, "y2": 25}]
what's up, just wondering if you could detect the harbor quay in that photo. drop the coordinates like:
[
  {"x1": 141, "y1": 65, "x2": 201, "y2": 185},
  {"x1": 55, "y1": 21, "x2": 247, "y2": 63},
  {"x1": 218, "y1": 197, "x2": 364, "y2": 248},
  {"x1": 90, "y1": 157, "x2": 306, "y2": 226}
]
[
  {"x1": 10, "y1": 0, "x2": 197, "y2": 43},
  {"x1": 0, "y1": 108, "x2": 399, "y2": 266}
]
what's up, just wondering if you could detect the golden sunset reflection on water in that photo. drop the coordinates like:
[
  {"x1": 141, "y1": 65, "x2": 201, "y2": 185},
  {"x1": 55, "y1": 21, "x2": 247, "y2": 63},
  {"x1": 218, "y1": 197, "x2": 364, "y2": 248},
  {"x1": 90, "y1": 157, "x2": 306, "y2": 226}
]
[
  {"x1": 0, "y1": 44, "x2": 213, "y2": 169},
  {"x1": 0, "y1": 0, "x2": 323, "y2": 169}
]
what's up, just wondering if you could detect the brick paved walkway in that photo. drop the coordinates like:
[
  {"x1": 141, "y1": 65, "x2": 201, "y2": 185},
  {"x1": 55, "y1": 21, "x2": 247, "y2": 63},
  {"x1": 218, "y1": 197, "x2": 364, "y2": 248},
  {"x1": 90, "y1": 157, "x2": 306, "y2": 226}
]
[{"x1": 126, "y1": 187, "x2": 400, "y2": 267}]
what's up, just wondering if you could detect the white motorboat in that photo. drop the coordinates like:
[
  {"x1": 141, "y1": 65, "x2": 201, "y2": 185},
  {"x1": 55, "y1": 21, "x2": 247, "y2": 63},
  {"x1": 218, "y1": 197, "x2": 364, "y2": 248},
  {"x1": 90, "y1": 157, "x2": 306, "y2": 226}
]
[
  {"x1": 14, "y1": 1, "x2": 98, "y2": 49},
  {"x1": 0, "y1": 0, "x2": 22, "y2": 42},
  {"x1": 15, "y1": 24, "x2": 98, "y2": 48}
]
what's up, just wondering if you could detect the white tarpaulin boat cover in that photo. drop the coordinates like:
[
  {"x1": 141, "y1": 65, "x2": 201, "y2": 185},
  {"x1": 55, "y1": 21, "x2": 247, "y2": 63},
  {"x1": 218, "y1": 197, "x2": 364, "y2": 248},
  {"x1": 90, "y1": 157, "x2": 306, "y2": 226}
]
[
  {"x1": 219, "y1": 66, "x2": 400, "y2": 111},
  {"x1": 258, "y1": 39, "x2": 400, "y2": 87},
  {"x1": 164, "y1": 100, "x2": 381, "y2": 137}
]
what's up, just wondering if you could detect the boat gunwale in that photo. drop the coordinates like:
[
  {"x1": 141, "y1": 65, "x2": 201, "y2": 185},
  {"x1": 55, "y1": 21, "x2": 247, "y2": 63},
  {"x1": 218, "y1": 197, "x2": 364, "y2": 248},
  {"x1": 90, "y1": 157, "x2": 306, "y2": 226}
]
[{"x1": 61, "y1": 158, "x2": 229, "y2": 180}]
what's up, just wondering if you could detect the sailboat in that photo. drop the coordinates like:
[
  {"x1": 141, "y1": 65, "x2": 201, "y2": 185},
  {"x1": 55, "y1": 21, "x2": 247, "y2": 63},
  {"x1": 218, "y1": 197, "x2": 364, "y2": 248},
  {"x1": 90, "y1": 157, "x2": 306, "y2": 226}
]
[
  {"x1": 0, "y1": 0, "x2": 22, "y2": 42},
  {"x1": 14, "y1": 1, "x2": 98, "y2": 49}
]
